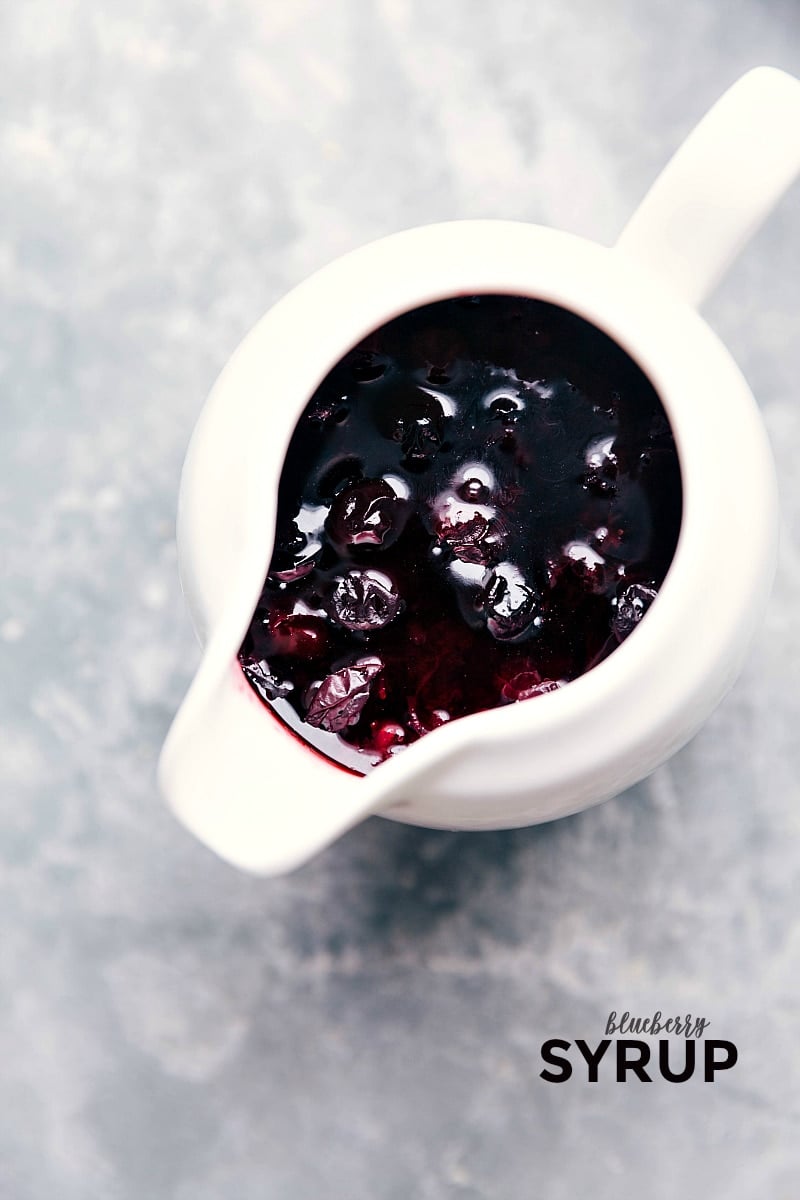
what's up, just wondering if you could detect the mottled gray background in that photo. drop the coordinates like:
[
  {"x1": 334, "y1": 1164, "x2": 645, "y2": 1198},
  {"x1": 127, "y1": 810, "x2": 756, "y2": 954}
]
[{"x1": 1, "y1": 2, "x2": 799, "y2": 1197}]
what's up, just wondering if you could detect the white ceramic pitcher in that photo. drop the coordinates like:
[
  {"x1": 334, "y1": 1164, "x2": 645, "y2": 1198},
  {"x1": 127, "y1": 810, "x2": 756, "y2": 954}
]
[{"x1": 160, "y1": 67, "x2": 800, "y2": 875}]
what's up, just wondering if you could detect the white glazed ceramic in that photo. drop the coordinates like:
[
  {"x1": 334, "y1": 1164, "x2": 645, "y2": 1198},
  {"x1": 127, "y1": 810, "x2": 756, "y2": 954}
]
[{"x1": 160, "y1": 67, "x2": 800, "y2": 875}]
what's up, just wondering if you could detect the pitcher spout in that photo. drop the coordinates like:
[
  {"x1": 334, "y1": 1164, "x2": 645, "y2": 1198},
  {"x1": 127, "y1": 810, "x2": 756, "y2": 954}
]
[{"x1": 158, "y1": 639, "x2": 386, "y2": 875}]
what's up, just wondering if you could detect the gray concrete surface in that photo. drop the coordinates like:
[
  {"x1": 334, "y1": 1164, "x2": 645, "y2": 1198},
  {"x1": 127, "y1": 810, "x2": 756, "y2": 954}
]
[{"x1": 1, "y1": 2, "x2": 799, "y2": 1197}]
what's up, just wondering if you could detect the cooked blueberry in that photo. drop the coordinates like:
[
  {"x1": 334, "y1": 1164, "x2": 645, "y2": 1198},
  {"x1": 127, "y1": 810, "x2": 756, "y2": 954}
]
[
  {"x1": 326, "y1": 478, "x2": 399, "y2": 548},
  {"x1": 432, "y1": 493, "x2": 505, "y2": 566},
  {"x1": 379, "y1": 390, "x2": 445, "y2": 466},
  {"x1": 266, "y1": 614, "x2": 330, "y2": 659},
  {"x1": 560, "y1": 541, "x2": 611, "y2": 595},
  {"x1": 459, "y1": 478, "x2": 489, "y2": 502},
  {"x1": 372, "y1": 721, "x2": 406, "y2": 752},
  {"x1": 329, "y1": 569, "x2": 403, "y2": 631},
  {"x1": 268, "y1": 528, "x2": 320, "y2": 584},
  {"x1": 454, "y1": 462, "x2": 495, "y2": 503},
  {"x1": 613, "y1": 582, "x2": 658, "y2": 640},
  {"x1": 350, "y1": 351, "x2": 389, "y2": 382},
  {"x1": 305, "y1": 656, "x2": 383, "y2": 732},
  {"x1": 582, "y1": 435, "x2": 618, "y2": 495},
  {"x1": 269, "y1": 502, "x2": 329, "y2": 582},
  {"x1": 483, "y1": 564, "x2": 540, "y2": 641},
  {"x1": 408, "y1": 703, "x2": 451, "y2": 736},
  {"x1": 241, "y1": 659, "x2": 293, "y2": 701}
]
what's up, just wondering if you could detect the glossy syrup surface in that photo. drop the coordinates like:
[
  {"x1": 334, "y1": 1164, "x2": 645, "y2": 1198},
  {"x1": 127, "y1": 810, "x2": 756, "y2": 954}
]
[{"x1": 239, "y1": 296, "x2": 682, "y2": 773}]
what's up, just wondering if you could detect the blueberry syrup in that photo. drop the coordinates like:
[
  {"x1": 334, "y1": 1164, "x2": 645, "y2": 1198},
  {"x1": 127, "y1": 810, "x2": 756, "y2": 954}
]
[{"x1": 239, "y1": 296, "x2": 682, "y2": 774}]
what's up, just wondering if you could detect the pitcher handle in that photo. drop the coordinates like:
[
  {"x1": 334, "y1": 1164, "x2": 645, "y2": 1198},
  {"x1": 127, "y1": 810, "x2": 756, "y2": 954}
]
[{"x1": 615, "y1": 66, "x2": 800, "y2": 309}]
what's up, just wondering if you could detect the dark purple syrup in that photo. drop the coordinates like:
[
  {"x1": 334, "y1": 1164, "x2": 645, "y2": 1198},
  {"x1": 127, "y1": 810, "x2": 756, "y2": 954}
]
[{"x1": 239, "y1": 296, "x2": 682, "y2": 773}]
